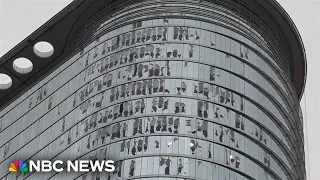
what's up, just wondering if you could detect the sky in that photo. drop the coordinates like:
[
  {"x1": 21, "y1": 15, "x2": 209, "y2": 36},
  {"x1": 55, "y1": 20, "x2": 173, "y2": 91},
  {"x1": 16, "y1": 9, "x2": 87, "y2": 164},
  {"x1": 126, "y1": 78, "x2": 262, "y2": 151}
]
[{"x1": 0, "y1": 0, "x2": 319, "y2": 179}]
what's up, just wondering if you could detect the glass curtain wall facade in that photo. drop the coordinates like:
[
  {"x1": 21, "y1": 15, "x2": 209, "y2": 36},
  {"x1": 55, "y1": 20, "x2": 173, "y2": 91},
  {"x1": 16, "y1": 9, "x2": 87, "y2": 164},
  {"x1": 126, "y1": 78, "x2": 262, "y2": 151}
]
[{"x1": 0, "y1": 0, "x2": 306, "y2": 180}]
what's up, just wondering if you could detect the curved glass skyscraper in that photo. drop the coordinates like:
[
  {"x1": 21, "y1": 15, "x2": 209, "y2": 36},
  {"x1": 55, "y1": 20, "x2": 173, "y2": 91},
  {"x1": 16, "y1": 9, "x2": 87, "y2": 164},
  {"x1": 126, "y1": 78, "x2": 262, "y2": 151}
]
[{"x1": 0, "y1": 0, "x2": 307, "y2": 180}]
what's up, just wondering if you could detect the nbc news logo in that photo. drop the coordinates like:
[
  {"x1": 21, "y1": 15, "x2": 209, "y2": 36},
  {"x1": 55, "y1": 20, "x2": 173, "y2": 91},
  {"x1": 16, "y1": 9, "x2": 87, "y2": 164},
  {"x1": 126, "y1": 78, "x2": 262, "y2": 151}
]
[
  {"x1": 9, "y1": 159, "x2": 115, "y2": 173},
  {"x1": 9, "y1": 160, "x2": 28, "y2": 173}
]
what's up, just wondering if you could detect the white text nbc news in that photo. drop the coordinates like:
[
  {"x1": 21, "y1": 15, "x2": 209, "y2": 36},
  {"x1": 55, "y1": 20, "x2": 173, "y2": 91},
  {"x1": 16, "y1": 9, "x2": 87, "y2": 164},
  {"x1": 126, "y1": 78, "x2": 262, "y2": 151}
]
[{"x1": 28, "y1": 160, "x2": 115, "y2": 172}]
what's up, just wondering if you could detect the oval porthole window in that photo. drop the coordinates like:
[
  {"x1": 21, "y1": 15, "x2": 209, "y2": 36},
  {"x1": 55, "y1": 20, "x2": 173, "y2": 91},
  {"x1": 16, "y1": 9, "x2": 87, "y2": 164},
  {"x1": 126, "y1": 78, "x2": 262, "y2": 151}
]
[
  {"x1": 0, "y1": 74, "x2": 12, "y2": 90},
  {"x1": 13, "y1": 58, "x2": 33, "y2": 74},
  {"x1": 33, "y1": 41, "x2": 54, "y2": 58}
]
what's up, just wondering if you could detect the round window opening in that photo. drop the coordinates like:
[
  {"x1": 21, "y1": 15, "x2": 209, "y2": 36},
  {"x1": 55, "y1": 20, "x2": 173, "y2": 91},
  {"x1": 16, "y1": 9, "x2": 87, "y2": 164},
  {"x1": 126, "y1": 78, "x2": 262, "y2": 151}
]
[
  {"x1": 33, "y1": 41, "x2": 54, "y2": 58},
  {"x1": 0, "y1": 74, "x2": 12, "y2": 90},
  {"x1": 13, "y1": 58, "x2": 33, "y2": 74}
]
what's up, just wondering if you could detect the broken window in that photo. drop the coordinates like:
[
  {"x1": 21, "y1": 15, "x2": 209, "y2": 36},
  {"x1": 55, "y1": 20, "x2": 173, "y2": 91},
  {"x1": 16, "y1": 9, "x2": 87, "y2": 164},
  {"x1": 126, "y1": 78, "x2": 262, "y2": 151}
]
[
  {"x1": 159, "y1": 157, "x2": 171, "y2": 174},
  {"x1": 116, "y1": 35, "x2": 121, "y2": 49},
  {"x1": 120, "y1": 84, "x2": 127, "y2": 98},
  {"x1": 120, "y1": 140, "x2": 126, "y2": 153},
  {"x1": 110, "y1": 87, "x2": 117, "y2": 103},
  {"x1": 136, "y1": 30, "x2": 141, "y2": 43},
  {"x1": 240, "y1": 44, "x2": 249, "y2": 59},
  {"x1": 133, "y1": 118, "x2": 143, "y2": 135},
  {"x1": 122, "y1": 49, "x2": 129, "y2": 65},
  {"x1": 161, "y1": 116, "x2": 167, "y2": 132},
  {"x1": 67, "y1": 130, "x2": 72, "y2": 145},
  {"x1": 121, "y1": 34, "x2": 126, "y2": 47},
  {"x1": 187, "y1": 118, "x2": 196, "y2": 135},
  {"x1": 177, "y1": 158, "x2": 183, "y2": 174},
  {"x1": 240, "y1": 44, "x2": 244, "y2": 58},
  {"x1": 189, "y1": 45, "x2": 194, "y2": 58},
  {"x1": 88, "y1": 82, "x2": 94, "y2": 95},
  {"x1": 28, "y1": 97, "x2": 33, "y2": 109},
  {"x1": 86, "y1": 135, "x2": 91, "y2": 149},
  {"x1": 136, "y1": 81, "x2": 142, "y2": 95},
  {"x1": 179, "y1": 27, "x2": 185, "y2": 41},
  {"x1": 213, "y1": 105, "x2": 224, "y2": 120},
  {"x1": 89, "y1": 113, "x2": 97, "y2": 131},
  {"x1": 146, "y1": 29, "x2": 152, "y2": 42},
  {"x1": 240, "y1": 97, "x2": 244, "y2": 111},
  {"x1": 95, "y1": 93, "x2": 104, "y2": 108},
  {"x1": 100, "y1": 127, "x2": 107, "y2": 145},
  {"x1": 175, "y1": 102, "x2": 186, "y2": 114},
  {"x1": 151, "y1": 98, "x2": 158, "y2": 113},
  {"x1": 184, "y1": 27, "x2": 189, "y2": 40},
  {"x1": 146, "y1": 44, "x2": 154, "y2": 58},
  {"x1": 174, "y1": 27, "x2": 179, "y2": 40},
  {"x1": 208, "y1": 143, "x2": 212, "y2": 158},
  {"x1": 203, "y1": 121, "x2": 208, "y2": 138},
  {"x1": 102, "y1": 42, "x2": 108, "y2": 55},
  {"x1": 235, "y1": 156, "x2": 240, "y2": 168},
  {"x1": 134, "y1": 99, "x2": 145, "y2": 114},
  {"x1": 197, "y1": 101, "x2": 208, "y2": 118},
  {"x1": 116, "y1": 160, "x2": 123, "y2": 177},
  {"x1": 195, "y1": 30, "x2": 200, "y2": 41},
  {"x1": 99, "y1": 59, "x2": 105, "y2": 73},
  {"x1": 210, "y1": 67, "x2": 215, "y2": 82},
  {"x1": 111, "y1": 123, "x2": 121, "y2": 139},
  {"x1": 141, "y1": 29, "x2": 147, "y2": 43},
  {"x1": 36, "y1": 85, "x2": 47, "y2": 103},
  {"x1": 131, "y1": 139, "x2": 137, "y2": 155},
  {"x1": 229, "y1": 151, "x2": 240, "y2": 169},
  {"x1": 198, "y1": 101, "x2": 203, "y2": 117},
  {"x1": 75, "y1": 123, "x2": 79, "y2": 138},
  {"x1": 152, "y1": 79, "x2": 159, "y2": 93},
  {"x1": 177, "y1": 81, "x2": 186, "y2": 95},
  {"x1": 126, "y1": 33, "x2": 131, "y2": 46},
  {"x1": 3, "y1": 142, "x2": 10, "y2": 158},
  {"x1": 121, "y1": 122, "x2": 127, "y2": 138},
  {"x1": 157, "y1": 97, "x2": 168, "y2": 111},
  {"x1": 149, "y1": 27, "x2": 156, "y2": 42},
  {"x1": 264, "y1": 152, "x2": 270, "y2": 167},
  {"x1": 163, "y1": 27, "x2": 168, "y2": 41},
  {"x1": 48, "y1": 96, "x2": 53, "y2": 110},
  {"x1": 157, "y1": 27, "x2": 163, "y2": 40},
  {"x1": 113, "y1": 105, "x2": 120, "y2": 120},
  {"x1": 103, "y1": 74, "x2": 113, "y2": 87},
  {"x1": 93, "y1": 47, "x2": 98, "y2": 59},
  {"x1": 181, "y1": 81, "x2": 186, "y2": 93},
  {"x1": 154, "y1": 64, "x2": 160, "y2": 76},
  {"x1": 215, "y1": 125, "x2": 224, "y2": 143},
  {"x1": 135, "y1": 21, "x2": 142, "y2": 28},
  {"x1": 155, "y1": 117, "x2": 161, "y2": 132},
  {"x1": 155, "y1": 47, "x2": 161, "y2": 58},
  {"x1": 128, "y1": 101, "x2": 134, "y2": 117},
  {"x1": 129, "y1": 160, "x2": 135, "y2": 177},
  {"x1": 137, "y1": 138, "x2": 143, "y2": 152},
  {"x1": 131, "y1": 31, "x2": 136, "y2": 45},
  {"x1": 190, "y1": 139, "x2": 202, "y2": 155},
  {"x1": 144, "y1": 137, "x2": 148, "y2": 152},
  {"x1": 85, "y1": 52, "x2": 90, "y2": 67},
  {"x1": 235, "y1": 113, "x2": 244, "y2": 131},
  {"x1": 111, "y1": 38, "x2": 117, "y2": 51},
  {"x1": 61, "y1": 117, "x2": 66, "y2": 132},
  {"x1": 150, "y1": 117, "x2": 156, "y2": 133},
  {"x1": 197, "y1": 121, "x2": 203, "y2": 134},
  {"x1": 141, "y1": 80, "x2": 149, "y2": 95}
]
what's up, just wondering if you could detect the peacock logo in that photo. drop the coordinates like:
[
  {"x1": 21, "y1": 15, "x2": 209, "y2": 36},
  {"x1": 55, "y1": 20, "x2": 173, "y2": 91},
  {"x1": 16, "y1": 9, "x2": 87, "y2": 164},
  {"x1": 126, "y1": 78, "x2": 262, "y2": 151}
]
[{"x1": 9, "y1": 160, "x2": 28, "y2": 173}]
